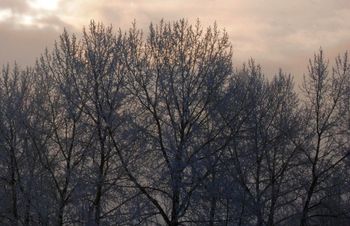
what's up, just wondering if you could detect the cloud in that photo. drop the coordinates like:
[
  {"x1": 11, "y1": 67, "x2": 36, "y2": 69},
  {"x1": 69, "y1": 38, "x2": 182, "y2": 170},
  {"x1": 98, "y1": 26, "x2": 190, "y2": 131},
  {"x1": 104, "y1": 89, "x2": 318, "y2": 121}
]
[
  {"x1": 59, "y1": 0, "x2": 350, "y2": 70},
  {"x1": 0, "y1": 23, "x2": 61, "y2": 66},
  {"x1": 0, "y1": 0, "x2": 29, "y2": 13},
  {"x1": 0, "y1": 0, "x2": 350, "y2": 79},
  {"x1": 0, "y1": 0, "x2": 76, "y2": 66}
]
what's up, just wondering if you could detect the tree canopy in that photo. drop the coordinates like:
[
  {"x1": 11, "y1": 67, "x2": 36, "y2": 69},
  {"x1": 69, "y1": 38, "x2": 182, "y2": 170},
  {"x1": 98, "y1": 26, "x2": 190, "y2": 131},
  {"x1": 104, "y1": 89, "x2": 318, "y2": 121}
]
[{"x1": 0, "y1": 19, "x2": 350, "y2": 226}]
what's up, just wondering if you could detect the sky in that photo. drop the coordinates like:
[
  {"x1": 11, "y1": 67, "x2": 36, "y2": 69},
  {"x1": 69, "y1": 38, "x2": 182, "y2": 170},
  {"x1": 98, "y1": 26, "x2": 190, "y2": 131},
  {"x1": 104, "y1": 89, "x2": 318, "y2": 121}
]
[{"x1": 0, "y1": 0, "x2": 350, "y2": 79}]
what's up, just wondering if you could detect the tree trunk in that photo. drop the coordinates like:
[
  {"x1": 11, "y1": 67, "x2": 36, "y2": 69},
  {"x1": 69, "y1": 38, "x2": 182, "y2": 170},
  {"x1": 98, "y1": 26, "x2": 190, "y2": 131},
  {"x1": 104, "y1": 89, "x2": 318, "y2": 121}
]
[
  {"x1": 209, "y1": 171, "x2": 217, "y2": 226},
  {"x1": 57, "y1": 200, "x2": 65, "y2": 226},
  {"x1": 10, "y1": 152, "x2": 18, "y2": 226},
  {"x1": 300, "y1": 176, "x2": 318, "y2": 226}
]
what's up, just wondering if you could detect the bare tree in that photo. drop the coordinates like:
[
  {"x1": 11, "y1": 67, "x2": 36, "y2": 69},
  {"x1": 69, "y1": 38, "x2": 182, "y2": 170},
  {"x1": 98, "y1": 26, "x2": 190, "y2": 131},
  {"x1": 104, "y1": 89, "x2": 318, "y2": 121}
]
[
  {"x1": 78, "y1": 22, "x2": 131, "y2": 225},
  {"x1": 1, "y1": 19, "x2": 350, "y2": 226},
  {"x1": 0, "y1": 65, "x2": 34, "y2": 225},
  {"x1": 299, "y1": 49, "x2": 350, "y2": 226},
  {"x1": 219, "y1": 61, "x2": 302, "y2": 226},
  {"x1": 106, "y1": 19, "x2": 232, "y2": 225}
]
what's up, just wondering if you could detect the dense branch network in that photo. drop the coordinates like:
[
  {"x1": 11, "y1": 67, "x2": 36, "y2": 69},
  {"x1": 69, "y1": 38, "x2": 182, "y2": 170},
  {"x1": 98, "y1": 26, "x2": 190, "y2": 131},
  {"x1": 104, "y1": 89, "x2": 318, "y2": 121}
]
[{"x1": 0, "y1": 19, "x2": 350, "y2": 226}]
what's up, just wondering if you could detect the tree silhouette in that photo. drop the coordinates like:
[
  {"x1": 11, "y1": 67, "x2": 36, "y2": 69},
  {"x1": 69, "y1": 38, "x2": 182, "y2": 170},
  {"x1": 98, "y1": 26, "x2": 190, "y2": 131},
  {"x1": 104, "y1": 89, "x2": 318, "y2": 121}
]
[{"x1": 0, "y1": 20, "x2": 349, "y2": 226}]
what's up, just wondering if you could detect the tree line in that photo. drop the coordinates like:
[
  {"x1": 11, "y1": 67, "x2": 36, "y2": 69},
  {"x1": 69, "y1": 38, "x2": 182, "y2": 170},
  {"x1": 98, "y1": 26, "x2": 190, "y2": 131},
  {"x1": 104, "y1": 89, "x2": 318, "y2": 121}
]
[{"x1": 1, "y1": 19, "x2": 350, "y2": 226}]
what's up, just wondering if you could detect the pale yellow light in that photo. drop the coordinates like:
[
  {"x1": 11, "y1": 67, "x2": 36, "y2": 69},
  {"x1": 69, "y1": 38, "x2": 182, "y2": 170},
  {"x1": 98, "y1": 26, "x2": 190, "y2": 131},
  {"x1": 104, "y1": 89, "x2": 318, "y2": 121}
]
[
  {"x1": 0, "y1": 9, "x2": 12, "y2": 21},
  {"x1": 28, "y1": 0, "x2": 59, "y2": 11},
  {"x1": 19, "y1": 15, "x2": 35, "y2": 25}
]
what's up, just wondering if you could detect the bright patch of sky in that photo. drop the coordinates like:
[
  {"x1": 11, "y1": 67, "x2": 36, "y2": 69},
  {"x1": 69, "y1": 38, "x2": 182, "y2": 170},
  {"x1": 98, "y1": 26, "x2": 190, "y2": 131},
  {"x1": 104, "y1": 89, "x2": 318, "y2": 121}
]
[{"x1": 28, "y1": 0, "x2": 59, "y2": 11}]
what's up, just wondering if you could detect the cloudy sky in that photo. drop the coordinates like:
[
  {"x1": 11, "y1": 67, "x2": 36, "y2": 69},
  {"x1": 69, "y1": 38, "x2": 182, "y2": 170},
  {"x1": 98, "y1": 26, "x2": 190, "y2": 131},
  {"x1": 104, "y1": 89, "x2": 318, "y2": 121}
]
[{"x1": 0, "y1": 0, "x2": 349, "y2": 78}]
